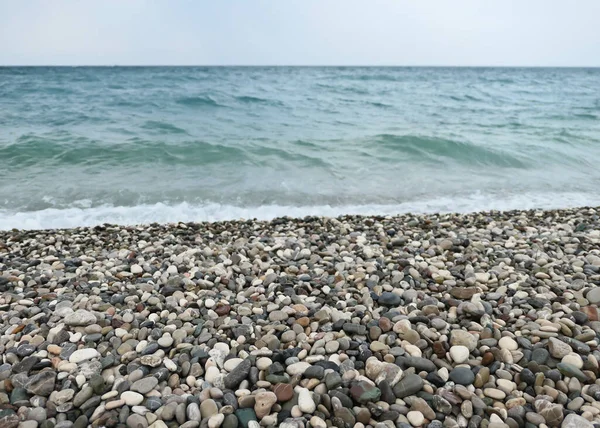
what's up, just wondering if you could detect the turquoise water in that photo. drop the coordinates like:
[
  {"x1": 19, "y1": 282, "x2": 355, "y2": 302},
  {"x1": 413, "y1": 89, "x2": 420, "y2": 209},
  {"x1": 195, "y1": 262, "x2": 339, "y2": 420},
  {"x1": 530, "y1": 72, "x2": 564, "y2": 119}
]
[{"x1": 1, "y1": 66, "x2": 600, "y2": 229}]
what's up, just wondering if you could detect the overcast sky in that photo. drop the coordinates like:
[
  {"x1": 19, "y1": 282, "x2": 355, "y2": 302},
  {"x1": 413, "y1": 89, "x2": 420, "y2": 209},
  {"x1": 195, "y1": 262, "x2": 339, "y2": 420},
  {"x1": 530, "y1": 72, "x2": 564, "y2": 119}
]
[{"x1": 1, "y1": 0, "x2": 599, "y2": 66}]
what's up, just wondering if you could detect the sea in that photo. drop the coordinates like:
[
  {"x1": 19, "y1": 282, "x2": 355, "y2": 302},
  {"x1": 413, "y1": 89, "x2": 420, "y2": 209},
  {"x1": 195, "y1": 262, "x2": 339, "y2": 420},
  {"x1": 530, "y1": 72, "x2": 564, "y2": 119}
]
[{"x1": 1, "y1": 66, "x2": 599, "y2": 230}]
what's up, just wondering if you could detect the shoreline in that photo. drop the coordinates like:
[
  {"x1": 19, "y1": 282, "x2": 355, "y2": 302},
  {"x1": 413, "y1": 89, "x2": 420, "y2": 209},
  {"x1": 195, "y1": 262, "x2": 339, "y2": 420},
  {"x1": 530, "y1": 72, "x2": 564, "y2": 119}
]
[
  {"x1": 2, "y1": 204, "x2": 600, "y2": 234},
  {"x1": 1, "y1": 206, "x2": 599, "y2": 427}
]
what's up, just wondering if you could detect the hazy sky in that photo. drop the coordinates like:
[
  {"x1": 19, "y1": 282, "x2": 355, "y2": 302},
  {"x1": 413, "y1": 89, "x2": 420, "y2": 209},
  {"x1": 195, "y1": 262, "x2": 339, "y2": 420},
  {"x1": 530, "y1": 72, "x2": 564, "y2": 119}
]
[{"x1": 1, "y1": 0, "x2": 599, "y2": 66}]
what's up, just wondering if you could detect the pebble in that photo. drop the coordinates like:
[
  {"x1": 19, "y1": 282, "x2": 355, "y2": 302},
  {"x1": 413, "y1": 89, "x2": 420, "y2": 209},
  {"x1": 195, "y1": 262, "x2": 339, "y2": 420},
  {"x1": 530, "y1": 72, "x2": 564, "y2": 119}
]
[
  {"x1": 298, "y1": 388, "x2": 316, "y2": 413},
  {"x1": 1, "y1": 209, "x2": 600, "y2": 428},
  {"x1": 121, "y1": 391, "x2": 144, "y2": 406},
  {"x1": 449, "y1": 345, "x2": 469, "y2": 364},
  {"x1": 498, "y1": 337, "x2": 518, "y2": 351},
  {"x1": 68, "y1": 348, "x2": 100, "y2": 363},
  {"x1": 407, "y1": 411, "x2": 425, "y2": 426}
]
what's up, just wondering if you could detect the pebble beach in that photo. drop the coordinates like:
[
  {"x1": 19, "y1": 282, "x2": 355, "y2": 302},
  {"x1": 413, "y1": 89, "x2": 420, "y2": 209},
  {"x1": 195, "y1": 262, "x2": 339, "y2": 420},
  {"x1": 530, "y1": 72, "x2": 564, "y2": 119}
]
[{"x1": 2, "y1": 207, "x2": 600, "y2": 428}]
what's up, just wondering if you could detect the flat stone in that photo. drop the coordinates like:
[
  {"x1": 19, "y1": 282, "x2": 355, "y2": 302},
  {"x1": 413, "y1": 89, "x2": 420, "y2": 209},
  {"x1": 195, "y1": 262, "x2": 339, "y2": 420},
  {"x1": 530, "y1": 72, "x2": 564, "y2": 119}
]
[
  {"x1": 235, "y1": 408, "x2": 257, "y2": 428},
  {"x1": 548, "y1": 338, "x2": 572, "y2": 359},
  {"x1": 73, "y1": 386, "x2": 93, "y2": 407},
  {"x1": 273, "y1": 383, "x2": 293, "y2": 401},
  {"x1": 127, "y1": 414, "x2": 148, "y2": 428},
  {"x1": 224, "y1": 358, "x2": 251, "y2": 389},
  {"x1": 26, "y1": 371, "x2": 56, "y2": 396},
  {"x1": 393, "y1": 374, "x2": 424, "y2": 398},
  {"x1": 121, "y1": 391, "x2": 144, "y2": 406},
  {"x1": 69, "y1": 348, "x2": 100, "y2": 364},
  {"x1": 562, "y1": 414, "x2": 594, "y2": 428},
  {"x1": 449, "y1": 367, "x2": 475, "y2": 385},
  {"x1": 557, "y1": 363, "x2": 589, "y2": 382},
  {"x1": 483, "y1": 388, "x2": 506, "y2": 400},
  {"x1": 349, "y1": 380, "x2": 381, "y2": 404},
  {"x1": 200, "y1": 399, "x2": 219, "y2": 419},
  {"x1": 64, "y1": 310, "x2": 96, "y2": 326},
  {"x1": 378, "y1": 292, "x2": 401, "y2": 306},
  {"x1": 130, "y1": 377, "x2": 158, "y2": 394},
  {"x1": 450, "y1": 330, "x2": 478, "y2": 352},
  {"x1": 298, "y1": 388, "x2": 316, "y2": 413},
  {"x1": 586, "y1": 287, "x2": 600, "y2": 304},
  {"x1": 531, "y1": 348, "x2": 550, "y2": 365},
  {"x1": 449, "y1": 346, "x2": 469, "y2": 364},
  {"x1": 498, "y1": 337, "x2": 518, "y2": 351},
  {"x1": 286, "y1": 362, "x2": 311, "y2": 376},
  {"x1": 407, "y1": 411, "x2": 425, "y2": 427},
  {"x1": 254, "y1": 392, "x2": 277, "y2": 419}
]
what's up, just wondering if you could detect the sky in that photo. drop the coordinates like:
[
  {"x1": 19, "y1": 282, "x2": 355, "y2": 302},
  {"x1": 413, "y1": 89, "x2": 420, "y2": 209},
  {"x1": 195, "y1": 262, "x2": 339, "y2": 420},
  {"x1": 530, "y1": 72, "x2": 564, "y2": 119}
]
[{"x1": 1, "y1": 0, "x2": 599, "y2": 66}]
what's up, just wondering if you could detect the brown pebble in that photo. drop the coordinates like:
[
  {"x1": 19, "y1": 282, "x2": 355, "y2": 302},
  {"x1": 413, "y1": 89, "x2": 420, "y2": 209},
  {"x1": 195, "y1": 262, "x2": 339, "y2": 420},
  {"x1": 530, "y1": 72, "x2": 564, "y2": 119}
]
[
  {"x1": 582, "y1": 306, "x2": 599, "y2": 322},
  {"x1": 482, "y1": 352, "x2": 495, "y2": 366},
  {"x1": 379, "y1": 317, "x2": 392, "y2": 332},
  {"x1": 296, "y1": 317, "x2": 310, "y2": 327},
  {"x1": 356, "y1": 408, "x2": 371, "y2": 424},
  {"x1": 433, "y1": 342, "x2": 446, "y2": 359},
  {"x1": 215, "y1": 304, "x2": 231, "y2": 316},
  {"x1": 273, "y1": 383, "x2": 293, "y2": 402}
]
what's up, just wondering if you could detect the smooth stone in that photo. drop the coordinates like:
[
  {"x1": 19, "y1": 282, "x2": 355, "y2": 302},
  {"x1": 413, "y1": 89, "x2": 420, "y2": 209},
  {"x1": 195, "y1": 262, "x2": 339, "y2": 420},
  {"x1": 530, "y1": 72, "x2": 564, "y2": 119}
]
[
  {"x1": 449, "y1": 346, "x2": 470, "y2": 364},
  {"x1": 498, "y1": 337, "x2": 518, "y2": 351},
  {"x1": 407, "y1": 411, "x2": 425, "y2": 427},
  {"x1": 349, "y1": 380, "x2": 381, "y2": 404},
  {"x1": 198, "y1": 398, "x2": 218, "y2": 419},
  {"x1": 224, "y1": 359, "x2": 251, "y2": 390},
  {"x1": 208, "y1": 414, "x2": 225, "y2": 428},
  {"x1": 121, "y1": 391, "x2": 144, "y2": 406},
  {"x1": 449, "y1": 367, "x2": 475, "y2": 386},
  {"x1": 549, "y1": 338, "x2": 572, "y2": 359},
  {"x1": 379, "y1": 292, "x2": 401, "y2": 306},
  {"x1": 130, "y1": 377, "x2": 158, "y2": 394},
  {"x1": 450, "y1": 330, "x2": 477, "y2": 352},
  {"x1": 235, "y1": 408, "x2": 257, "y2": 428},
  {"x1": 26, "y1": 371, "x2": 56, "y2": 396},
  {"x1": 127, "y1": 414, "x2": 148, "y2": 428},
  {"x1": 557, "y1": 363, "x2": 589, "y2": 382},
  {"x1": 273, "y1": 383, "x2": 294, "y2": 401},
  {"x1": 298, "y1": 388, "x2": 316, "y2": 413},
  {"x1": 69, "y1": 349, "x2": 100, "y2": 364},
  {"x1": 64, "y1": 310, "x2": 96, "y2": 326},
  {"x1": 561, "y1": 414, "x2": 594, "y2": 428},
  {"x1": 393, "y1": 374, "x2": 424, "y2": 398},
  {"x1": 254, "y1": 392, "x2": 277, "y2": 419}
]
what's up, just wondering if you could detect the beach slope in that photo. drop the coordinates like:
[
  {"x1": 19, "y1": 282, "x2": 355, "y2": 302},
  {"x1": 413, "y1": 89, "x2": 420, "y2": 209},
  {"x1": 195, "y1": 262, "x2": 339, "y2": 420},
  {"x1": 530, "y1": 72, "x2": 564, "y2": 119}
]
[{"x1": 0, "y1": 208, "x2": 599, "y2": 427}]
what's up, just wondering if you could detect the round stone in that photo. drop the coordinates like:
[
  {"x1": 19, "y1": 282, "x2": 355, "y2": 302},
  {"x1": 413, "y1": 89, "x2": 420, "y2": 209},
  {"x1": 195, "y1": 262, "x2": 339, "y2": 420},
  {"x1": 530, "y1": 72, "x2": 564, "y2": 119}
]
[
  {"x1": 407, "y1": 411, "x2": 425, "y2": 426},
  {"x1": 256, "y1": 358, "x2": 272, "y2": 371},
  {"x1": 297, "y1": 388, "x2": 316, "y2": 413},
  {"x1": 224, "y1": 358, "x2": 244, "y2": 372},
  {"x1": 130, "y1": 377, "x2": 158, "y2": 395},
  {"x1": 69, "y1": 348, "x2": 100, "y2": 363},
  {"x1": 498, "y1": 337, "x2": 518, "y2": 351},
  {"x1": 121, "y1": 391, "x2": 144, "y2": 406},
  {"x1": 449, "y1": 367, "x2": 475, "y2": 385},
  {"x1": 562, "y1": 353, "x2": 584, "y2": 369},
  {"x1": 449, "y1": 346, "x2": 470, "y2": 364},
  {"x1": 450, "y1": 330, "x2": 478, "y2": 352}
]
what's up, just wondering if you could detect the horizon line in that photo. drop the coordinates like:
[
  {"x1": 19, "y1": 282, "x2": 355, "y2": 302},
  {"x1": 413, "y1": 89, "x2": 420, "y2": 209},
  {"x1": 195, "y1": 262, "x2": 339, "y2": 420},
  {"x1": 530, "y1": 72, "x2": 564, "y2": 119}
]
[{"x1": 1, "y1": 64, "x2": 600, "y2": 68}]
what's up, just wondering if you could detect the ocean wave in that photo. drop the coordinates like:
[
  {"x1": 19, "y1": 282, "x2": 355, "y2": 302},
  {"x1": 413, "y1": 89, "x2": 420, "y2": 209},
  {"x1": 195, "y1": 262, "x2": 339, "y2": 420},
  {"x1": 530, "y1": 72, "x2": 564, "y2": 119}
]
[
  {"x1": 2, "y1": 192, "x2": 600, "y2": 231},
  {"x1": 235, "y1": 95, "x2": 284, "y2": 107},
  {"x1": 141, "y1": 120, "x2": 188, "y2": 134},
  {"x1": 336, "y1": 73, "x2": 398, "y2": 82},
  {"x1": 175, "y1": 95, "x2": 222, "y2": 108},
  {"x1": 0, "y1": 136, "x2": 247, "y2": 168},
  {"x1": 370, "y1": 134, "x2": 528, "y2": 168},
  {"x1": 574, "y1": 113, "x2": 598, "y2": 120}
]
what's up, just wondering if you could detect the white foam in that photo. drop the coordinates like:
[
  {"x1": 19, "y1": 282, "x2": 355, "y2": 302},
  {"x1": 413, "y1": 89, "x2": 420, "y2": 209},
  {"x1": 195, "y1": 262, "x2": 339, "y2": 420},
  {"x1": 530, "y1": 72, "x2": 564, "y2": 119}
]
[{"x1": 1, "y1": 191, "x2": 599, "y2": 231}]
